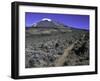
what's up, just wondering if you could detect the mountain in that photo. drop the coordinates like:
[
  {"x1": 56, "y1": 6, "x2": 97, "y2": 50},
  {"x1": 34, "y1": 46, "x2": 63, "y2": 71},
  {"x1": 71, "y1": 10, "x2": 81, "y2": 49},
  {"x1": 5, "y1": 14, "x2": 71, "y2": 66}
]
[
  {"x1": 25, "y1": 18, "x2": 89, "y2": 36},
  {"x1": 32, "y1": 18, "x2": 66, "y2": 28}
]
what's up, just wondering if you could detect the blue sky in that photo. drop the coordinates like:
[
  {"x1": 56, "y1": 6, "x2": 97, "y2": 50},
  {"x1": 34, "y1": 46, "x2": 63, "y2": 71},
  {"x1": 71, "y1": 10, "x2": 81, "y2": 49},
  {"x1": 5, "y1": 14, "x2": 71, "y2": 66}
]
[{"x1": 25, "y1": 12, "x2": 89, "y2": 30}]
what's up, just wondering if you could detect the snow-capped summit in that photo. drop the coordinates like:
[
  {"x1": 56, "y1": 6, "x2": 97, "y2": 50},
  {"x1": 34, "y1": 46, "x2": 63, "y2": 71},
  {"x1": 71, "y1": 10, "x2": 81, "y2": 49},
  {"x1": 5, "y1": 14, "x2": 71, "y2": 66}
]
[
  {"x1": 42, "y1": 18, "x2": 52, "y2": 22},
  {"x1": 32, "y1": 18, "x2": 66, "y2": 28}
]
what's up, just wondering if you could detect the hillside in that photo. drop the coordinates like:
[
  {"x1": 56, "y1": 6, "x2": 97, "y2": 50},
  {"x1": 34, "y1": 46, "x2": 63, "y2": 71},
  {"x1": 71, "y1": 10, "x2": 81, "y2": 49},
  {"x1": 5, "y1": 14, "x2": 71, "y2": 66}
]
[{"x1": 25, "y1": 18, "x2": 89, "y2": 68}]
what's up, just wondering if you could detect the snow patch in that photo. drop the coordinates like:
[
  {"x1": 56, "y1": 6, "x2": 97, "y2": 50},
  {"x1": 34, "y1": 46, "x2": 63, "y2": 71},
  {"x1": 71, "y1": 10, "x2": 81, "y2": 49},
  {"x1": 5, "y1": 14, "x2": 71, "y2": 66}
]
[
  {"x1": 32, "y1": 23, "x2": 37, "y2": 27},
  {"x1": 42, "y1": 18, "x2": 52, "y2": 22}
]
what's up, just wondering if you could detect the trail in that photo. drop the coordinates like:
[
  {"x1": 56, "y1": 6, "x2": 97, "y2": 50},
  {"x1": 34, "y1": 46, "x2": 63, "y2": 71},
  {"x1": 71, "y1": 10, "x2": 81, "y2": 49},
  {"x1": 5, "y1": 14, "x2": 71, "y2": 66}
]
[{"x1": 54, "y1": 40, "x2": 78, "y2": 66}]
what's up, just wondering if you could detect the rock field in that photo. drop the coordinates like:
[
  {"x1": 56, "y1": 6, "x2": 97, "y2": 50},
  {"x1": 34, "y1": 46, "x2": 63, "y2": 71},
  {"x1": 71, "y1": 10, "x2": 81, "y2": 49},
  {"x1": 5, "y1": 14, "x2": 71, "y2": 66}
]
[{"x1": 25, "y1": 27, "x2": 89, "y2": 68}]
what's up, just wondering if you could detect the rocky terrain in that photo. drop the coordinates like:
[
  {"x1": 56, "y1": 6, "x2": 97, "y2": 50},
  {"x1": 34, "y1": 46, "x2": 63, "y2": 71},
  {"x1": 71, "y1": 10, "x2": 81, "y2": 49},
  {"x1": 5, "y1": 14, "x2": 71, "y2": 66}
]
[{"x1": 25, "y1": 18, "x2": 89, "y2": 68}]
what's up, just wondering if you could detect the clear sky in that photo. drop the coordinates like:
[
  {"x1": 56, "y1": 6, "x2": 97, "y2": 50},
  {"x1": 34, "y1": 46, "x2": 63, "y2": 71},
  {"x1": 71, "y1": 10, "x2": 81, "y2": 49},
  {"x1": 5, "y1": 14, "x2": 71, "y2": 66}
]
[{"x1": 25, "y1": 12, "x2": 89, "y2": 30}]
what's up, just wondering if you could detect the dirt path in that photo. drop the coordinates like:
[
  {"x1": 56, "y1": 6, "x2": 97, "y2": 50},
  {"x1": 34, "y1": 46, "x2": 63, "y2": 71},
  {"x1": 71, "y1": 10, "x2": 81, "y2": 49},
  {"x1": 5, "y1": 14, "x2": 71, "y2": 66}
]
[{"x1": 54, "y1": 40, "x2": 78, "y2": 66}]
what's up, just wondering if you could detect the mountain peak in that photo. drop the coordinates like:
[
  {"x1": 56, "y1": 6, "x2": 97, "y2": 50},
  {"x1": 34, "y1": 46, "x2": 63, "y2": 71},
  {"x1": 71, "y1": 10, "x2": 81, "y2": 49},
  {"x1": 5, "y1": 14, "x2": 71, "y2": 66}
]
[
  {"x1": 41, "y1": 18, "x2": 52, "y2": 22},
  {"x1": 32, "y1": 18, "x2": 67, "y2": 28}
]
